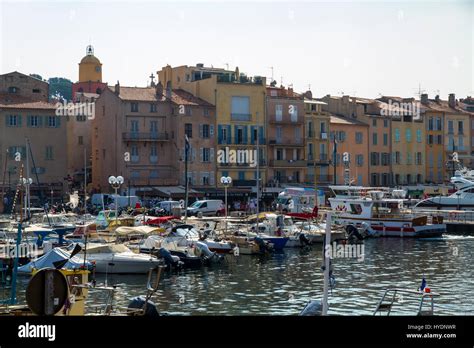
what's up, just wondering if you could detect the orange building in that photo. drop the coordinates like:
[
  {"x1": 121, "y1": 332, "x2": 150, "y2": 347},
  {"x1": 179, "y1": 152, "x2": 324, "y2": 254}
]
[{"x1": 329, "y1": 115, "x2": 369, "y2": 186}]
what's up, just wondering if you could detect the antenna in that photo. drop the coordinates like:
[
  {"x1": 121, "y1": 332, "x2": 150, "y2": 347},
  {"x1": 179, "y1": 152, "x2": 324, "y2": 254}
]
[
  {"x1": 280, "y1": 76, "x2": 283, "y2": 86},
  {"x1": 269, "y1": 66, "x2": 274, "y2": 81},
  {"x1": 414, "y1": 83, "x2": 426, "y2": 98},
  {"x1": 224, "y1": 63, "x2": 229, "y2": 70},
  {"x1": 308, "y1": 84, "x2": 311, "y2": 91}
]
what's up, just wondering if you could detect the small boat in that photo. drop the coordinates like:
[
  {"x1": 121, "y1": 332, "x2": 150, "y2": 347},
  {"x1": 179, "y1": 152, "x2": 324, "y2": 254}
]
[
  {"x1": 329, "y1": 190, "x2": 445, "y2": 238},
  {"x1": 83, "y1": 243, "x2": 163, "y2": 274}
]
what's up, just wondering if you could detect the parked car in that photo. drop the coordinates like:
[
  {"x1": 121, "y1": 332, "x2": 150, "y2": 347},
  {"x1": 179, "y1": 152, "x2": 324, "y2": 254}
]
[
  {"x1": 154, "y1": 200, "x2": 182, "y2": 216},
  {"x1": 186, "y1": 200, "x2": 225, "y2": 217}
]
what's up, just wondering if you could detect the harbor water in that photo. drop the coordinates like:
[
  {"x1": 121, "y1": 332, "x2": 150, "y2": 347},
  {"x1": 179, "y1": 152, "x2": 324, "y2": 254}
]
[{"x1": 13, "y1": 235, "x2": 473, "y2": 316}]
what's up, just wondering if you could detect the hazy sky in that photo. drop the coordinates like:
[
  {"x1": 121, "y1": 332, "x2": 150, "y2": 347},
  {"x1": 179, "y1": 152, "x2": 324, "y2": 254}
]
[{"x1": 0, "y1": 0, "x2": 472, "y2": 99}]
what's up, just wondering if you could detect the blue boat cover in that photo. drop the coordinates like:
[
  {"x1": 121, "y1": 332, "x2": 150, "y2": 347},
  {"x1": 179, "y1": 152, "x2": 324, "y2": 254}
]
[{"x1": 18, "y1": 247, "x2": 92, "y2": 273}]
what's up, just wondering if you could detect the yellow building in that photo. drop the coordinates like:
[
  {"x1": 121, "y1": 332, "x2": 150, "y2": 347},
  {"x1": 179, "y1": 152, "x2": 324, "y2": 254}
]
[
  {"x1": 304, "y1": 94, "x2": 331, "y2": 185},
  {"x1": 157, "y1": 64, "x2": 266, "y2": 191}
]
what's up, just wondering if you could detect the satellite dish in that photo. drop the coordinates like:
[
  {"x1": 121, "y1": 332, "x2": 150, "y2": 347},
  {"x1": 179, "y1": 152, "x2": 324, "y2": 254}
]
[{"x1": 26, "y1": 268, "x2": 69, "y2": 316}]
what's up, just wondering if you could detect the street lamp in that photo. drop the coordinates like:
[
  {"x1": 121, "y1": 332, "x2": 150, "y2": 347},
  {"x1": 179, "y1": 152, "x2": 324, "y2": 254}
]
[
  {"x1": 108, "y1": 175, "x2": 124, "y2": 228},
  {"x1": 220, "y1": 176, "x2": 232, "y2": 234},
  {"x1": 21, "y1": 177, "x2": 32, "y2": 218}
]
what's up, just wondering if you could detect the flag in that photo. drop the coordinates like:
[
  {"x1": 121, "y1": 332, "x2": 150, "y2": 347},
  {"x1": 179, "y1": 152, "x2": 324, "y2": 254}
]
[{"x1": 419, "y1": 277, "x2": 427, "y2": 291}]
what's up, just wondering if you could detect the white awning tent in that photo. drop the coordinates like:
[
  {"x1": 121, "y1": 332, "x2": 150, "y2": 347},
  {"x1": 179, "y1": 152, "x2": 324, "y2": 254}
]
[{"x1": 18, "y1": 247, "x2": 91, "y2": 273}]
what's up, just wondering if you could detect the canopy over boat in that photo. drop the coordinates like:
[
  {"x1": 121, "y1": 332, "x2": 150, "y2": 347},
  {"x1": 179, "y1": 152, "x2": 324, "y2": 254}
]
[
  {"x1": 145, "y1": 216, "x2": 177, "y2": 226},
  {"x1": 18, "y1": 248, "x2": 92, "y2": 273},
  {"x1": 115, "y1": 225, "x2": 165, "y2": 236}
]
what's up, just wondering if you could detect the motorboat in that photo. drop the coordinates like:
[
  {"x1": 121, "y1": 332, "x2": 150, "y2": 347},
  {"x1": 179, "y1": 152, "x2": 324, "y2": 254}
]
[
  {"x1": 414, "y1": 181, "x2": 474, "y2": 210},
  {"x1": 83, "y1": 243, "x2": 163, "y2": 274},
  {"x1": 329, "y1": 191, "x2": 446, "y2": 238}
]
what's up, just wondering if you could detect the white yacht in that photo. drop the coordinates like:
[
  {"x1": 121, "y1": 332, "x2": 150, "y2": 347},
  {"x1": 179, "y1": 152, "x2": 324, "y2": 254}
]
[
  {"x1": 84, "y1": 243, "x2": 163, "y2": 274},
  {"x1": 414, "y1": 183, "x2": 474, "y2": 211}
]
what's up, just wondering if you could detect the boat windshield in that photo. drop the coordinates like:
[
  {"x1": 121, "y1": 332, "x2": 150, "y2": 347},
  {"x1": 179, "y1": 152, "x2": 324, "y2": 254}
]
[
  {"x1": 276, "y1": 197, "x2": 289, "y2": 205},
  {"x1": 173, "y1": 227, "x2": 199, "y2": 238}
]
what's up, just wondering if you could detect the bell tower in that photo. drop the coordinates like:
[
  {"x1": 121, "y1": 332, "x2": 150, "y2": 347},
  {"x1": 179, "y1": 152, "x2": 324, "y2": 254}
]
[{"x1": 78, "y1": 45, "x2": 102, "y2": 83}]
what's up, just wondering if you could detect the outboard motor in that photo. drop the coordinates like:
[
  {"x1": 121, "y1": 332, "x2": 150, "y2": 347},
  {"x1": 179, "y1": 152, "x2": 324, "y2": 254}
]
[
  {"x1": 298, "y1": 233, "x2": 311, "y2": 246},
  {"x1": 346, "y1": 224, "x2": 363, "y2": 243},
  {"x1": 158, "y1": 247, "x2": 181, "y2": 267},
  {"x1": 299, "y1": 300, "x2": 322, "y2": 316},
  {"x1": 195, "y1": 241, "x2": 222, "y2": 264},
  {"x1": 127, "y1": 296, "x2": 160, "y2": 317},
  {"x1": 254, "y1": 236, "x2": 272, "y2": 254}
]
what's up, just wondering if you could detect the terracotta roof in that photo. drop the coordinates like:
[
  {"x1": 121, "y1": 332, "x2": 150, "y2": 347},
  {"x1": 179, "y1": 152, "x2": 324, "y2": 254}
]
[
  {"x1": 171, "y1": 89, "x2": 213, "y2": 107},
  {"x1": 107, "y1": 86, "x2": 166, "y2": 102},
  {"x1": 0, "y1": 93, "x2": 56, "y2": 110},
  {"x1": 420, "y1": 99, "x2": 470, "y2": 114},
  {"x1": 330, "y1": 115, "x2": 368, "y2": 126}
]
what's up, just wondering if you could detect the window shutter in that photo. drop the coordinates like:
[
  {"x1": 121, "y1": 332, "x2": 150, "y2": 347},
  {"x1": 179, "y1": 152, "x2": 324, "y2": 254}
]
[
  {"x1": 199, "y1": 124, "x2": 203, "y2": 138},
  {"x1": 27, "y1": 115, "x2": 31, "y2": 127},
  {"x1": 217, "y1": 125, "x2": 222, "y2": 144},
  {"x1": 17, "y1": 115, "x2": 22, "y2": 127},
  {"x1": 200, "y1": 147, "x2": 203, "y2": 162},
  {"x1": 243, "y1": 125, "x2": 248, "y2": 144},
  {"x1": 234, "y1": 126, "x2": 238, "y2": 145},
  {"x1": 210, "y1": 148, "x2": 214, "y2": 162},
  {"x1": 192, "y1": 148, "x2": 196, "y2": 162},
  {"x1": 259, "y1": 126, "x2": 264, "y2": 144},
  {"x1": 56, "y1": 116, "x2": 61, "y2": 128},
  {"x1": 227, "y1": 125, "x2": 232, "y2": 144},
  {"x1": 210, "y1": 125, "x2": 214, "y2": 136},
  {"x1": 210, "y1": 172, "x2": 215, "y2": 186}
]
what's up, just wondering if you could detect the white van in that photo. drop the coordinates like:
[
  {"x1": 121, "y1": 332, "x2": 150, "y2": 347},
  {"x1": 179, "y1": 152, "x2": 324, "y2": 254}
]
[{"x1": 186, "y1": 200, "x2": 225, "y2": 217}]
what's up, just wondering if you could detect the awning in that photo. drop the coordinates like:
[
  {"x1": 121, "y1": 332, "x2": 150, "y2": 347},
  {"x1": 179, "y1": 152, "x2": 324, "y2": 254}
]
[{"x1": 154, "y1": 186, "x2": 202, "y2": 197}]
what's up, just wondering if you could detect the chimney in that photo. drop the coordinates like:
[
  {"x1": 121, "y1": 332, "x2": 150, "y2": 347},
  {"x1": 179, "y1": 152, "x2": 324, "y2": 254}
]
[
  {"x1": 304, "y1": 90, "x2": 312, "y2": 99},
  {"x1": 448, "y1": 93, "x2": 455, "y2": 108},
  {"x1": 435, "y1": 95, "x2": 440, "y2": 103},
  {"x1": 421, "y1": 93, "x2": 428, "y2": 105},
  {"x1": 155, "y1": 81, "x2": 163, "y2": 97},
  {"x1": 114, "y1": 81, "x2": 120, "y2": 95},
  {"x1": 342, "y1": 95, "x2": 350, "y2": 104}
]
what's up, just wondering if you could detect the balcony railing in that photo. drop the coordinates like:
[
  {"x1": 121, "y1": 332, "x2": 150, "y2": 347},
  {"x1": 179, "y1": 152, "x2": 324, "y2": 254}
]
[
  {"x1": 269, "y1": 159, "x2": 307, "y2": 167},
  {"x1": 269, "y1": 115, "x2": 303, "y2": 124},
  {"x1": 232, "y1": 179, "x2": 257, "y2": 187},
  {"x1": 268, "y1": 138, "x2": 304, "y2": 146},
  {"x1": 123, "y1": 132, "x2": 169, "y2": 141},
  {"x1": 305, "y1": 174, "x2": 333, "y2": 183},
  {"x1": 129, "y1": 178, "x2": 179, "y2": 186},
  {"x1": 231, "y1": 113, "x2": 251, "y2": 121}
]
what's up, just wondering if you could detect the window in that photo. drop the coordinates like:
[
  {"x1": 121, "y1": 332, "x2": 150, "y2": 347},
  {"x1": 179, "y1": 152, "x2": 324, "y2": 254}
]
[
  {"x1": 47, "y1": 116, "x2": 58, "y2": 128},
  {"x1": 295, "y1": 127, "x2": 301, "y2": 143},
  {"x1": 355, "y1": 132, "x2": 363, "y2": 144},
  {"x1": 370, "y1": 152, "x2": 379, "y2": 166},
  {"x1": 437, "y1": 134, "x2": 442, "y2": 145},
  {"x1": 45, "y1": 146, "x2": 53, "y2": 160},
  {"x1": 131, "y1": 103, "x2": 138, "y2": 112},
  {"x1": 290, "y1": 105, "x2": 298, "y2": 122},
  {"x1": 448, "y1": 120, "x2": 454, "y2": 133},
  {"x1": 76, "y1": 115, "x2": 86, "y2": 122},
  {"x1": 222, "y1": 127, "x2": 228, "y2": 143},
  {"x1": 203, "y1": 108, "x2": 210, "y2": 117},
  {"x1": 381, "y1": 153, "x2": 390, "y2": 166},
  {"x1": 131, "y1": 145, "x2": 139, "y2": 162},
  {"x1": 428, "y1": 134, "x2": 433, "y2": 144},
  {"x1": 201, "y1": 148, "x2": 210, "y2": 162},
  {"x1": 276, "y1": 126, "x2": 283, "y2": 142},
  {"x1": 231, "y1": 96, "x2": 250, "y2": 121},
  {"x1": 238, "y1": 171, "x2": 245, "y2": 180},
  {"x1": 406, "y1": 128, "x2": 412, "y2": 142},
  {"x1": 150, "y1": 170, "x2": 158, "y2": 178},
  {"x1": 8, "y1": 115, "x2": 20, "y2": 127},
  {"x1": 436, "y1": 117, "x2": 442, "y2": 130},
  {"x1": 383, "y1": 133, "x2": 388, "y2": 146},
  {"x1": 307, "y1": 121, "x2": 313, "y2": 138},
  {"x1": 201, "y1": 124, "x2": 210, "y2": 138},
  {"x1": 458, "y1": 121, "x2": 464, "y2": 134},
  {"x1": 416, "y1": 129, "x2": 422, "y2": 143},
  {"x1": 428, "y1": 118, "x2": 433, "y2": 130},
  {"x1": 394, "y1": 151, "x2": 401, "y2": 164},
  {"x1": 150, "y1": 104, "x2": 157, "y2": 113},
  {"x1": 395, "y1": 128, "x2": 400, "y2": 142},
  {"x1": 8, "y1": 86, "x2": 18, "y2": 93},
  {"x1": 459, "y1": 136, "x2": 464, "y2": 150},
  {"x1": 185, "y1": 123, "x2": 192, "y2": 138},
  {"x1": 131, "y1": 120, "x2": 139, "y2": 133},
  {"x1": 383, "y1": 119, "x2": 388, "y2": 128},
  {"x1": 237, "y1": 127, "x2": 244, "y2": 144},
  {"x1": 150, "y1": 121, "x2": 158, "y2": 135},
  {"x1": 416, "y1": 152, "x2": 423, "y2": 165},
  {"x1": 338, "y1": 131, "x2": 346, "y2": 142},
  {"x1": 150, "y1": 144, "x2": 158, "y2": 163},
  {"x1": 372, "y1": 133, "x2": 377, "y2": 145},
  {"x1": 78, "y1": 136, "x2": 83, "y2": 145},
  {"x1": 275, "y1": 105, "x2": 283, "y2": 121},
  {"x1": 186, "y1": 107, "x2": 192, "y2": 116},
  {"x1": 308, "y1": 144, "x2": 313, "y2": 160},
  {"x1": 28, "y1": 115, "x2": 39, "y2": 127},
  {"x1": 372, "y1": 119, "x2": 377, "y2": 127},
  {"x1": 356, "y1": 154, "x2": 364, "y2": 166},
  {"x1": 407, "y1": 152, "x2": 412, "y2": 165}
]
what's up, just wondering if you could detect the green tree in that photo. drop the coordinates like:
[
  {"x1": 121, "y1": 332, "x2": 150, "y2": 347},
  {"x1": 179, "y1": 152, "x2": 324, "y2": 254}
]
[{"x1": 48, "y1": 77, "x2": 72, "y2": 101}]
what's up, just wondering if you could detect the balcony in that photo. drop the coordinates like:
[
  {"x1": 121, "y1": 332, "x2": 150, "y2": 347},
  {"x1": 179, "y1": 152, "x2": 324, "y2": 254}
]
[
  {"x1": 268, "y1": 138, "x2": 304, "y2": 146},
  {"x1": 232, "y1": 179, "x2": 257, "y2": 187},
  {"x1": 231, "y1": 113, "x2": 251, "y2": 121},
  {"x1": 269, "y1": 115, "x2": 303, "y2": 124},
  {"x1": 216, "y1": 74, "x2": 264, "y2": 85},
  {"x1": 128, "y1": 178, "x2": 179, "y2": 186},
  {"x1": 269, "y1": 159, "x2": 307, "y2": 168},
  {"x1": 123, "y1": 132, "x2": 169, "y2": 142}
]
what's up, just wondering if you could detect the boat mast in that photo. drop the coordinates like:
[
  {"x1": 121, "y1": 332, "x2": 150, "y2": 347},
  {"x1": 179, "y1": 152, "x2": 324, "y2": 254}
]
[
  {"x1": 25, "y1": 138, "x2": 30, "y2": 218},
  {"x1": 322, "y1": 211, "x2": 331, "y2": 315},
  {"x1": 0, "y1": 148, "x2": 8, "y2": 213},
  {"x1": 84, "y1": 147, "x2": 87, "y2": 222},
  {"x1": 256, "y1": 111, "x2": 260, "y2": 232}
]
